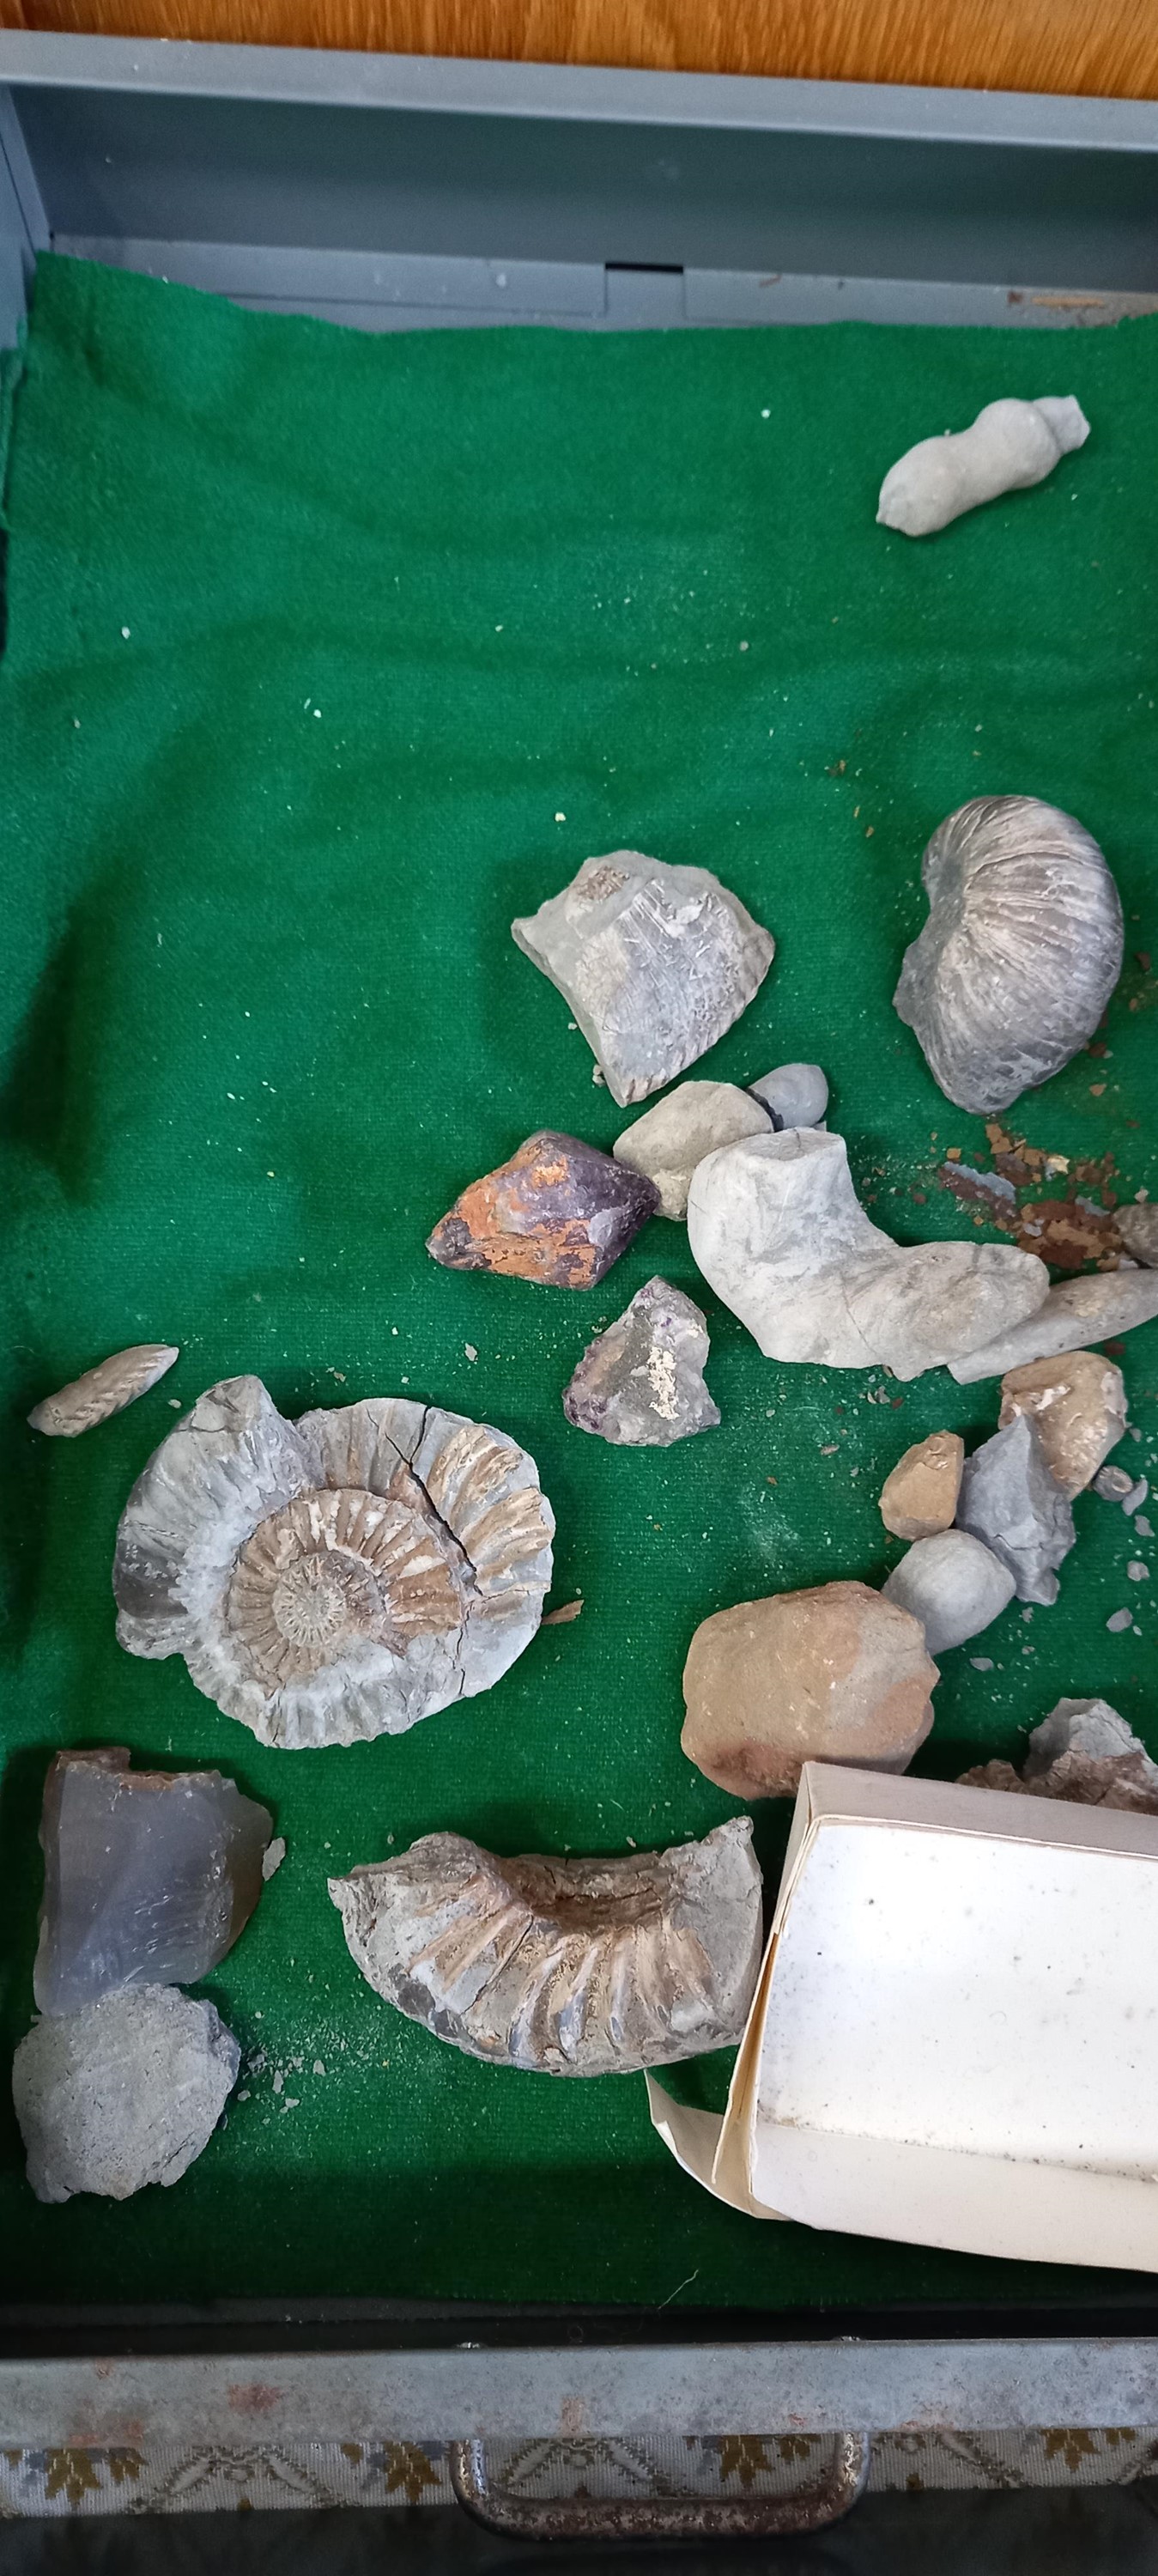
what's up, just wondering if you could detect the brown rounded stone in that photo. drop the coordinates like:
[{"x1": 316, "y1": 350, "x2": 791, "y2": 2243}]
[
  {"x1": 997, "y1": 1349, "x2": 1127, "y2": 1499},
  {"x1": 879, "y1": 1431, "x2": 964, "y2": 1540},
  {"x1": 681, "y1": 1579, "x2": 937, "y2": 1801}
]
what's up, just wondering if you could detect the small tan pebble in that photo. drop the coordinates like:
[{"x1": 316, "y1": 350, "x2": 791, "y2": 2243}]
[
  {"x1": 997, "y1": 1348, "x2": 1127, "y2": 1498},
  {"x1": 28, "y1": 1345, "x2": 179, "y2": 1437},
  {"x1": 261, "y1": 1836, "x2": 287, "y2": 1880},
  {"x1": 543, "y1": 1599, "x2": 584, "y2": 1625},
  {"x1": 878, "y1": 1431, "x2": 964, "y2": 1539},
  {"x1": 613, "y1": 1080, "x2": 771, "y2": 1220},
  {"x1": 681, "y1": 1578, "x2": 937, "y2": 1800},
  {"x1": 1118, "y1": 1203, "x2": 1158, "y2": 1267}
]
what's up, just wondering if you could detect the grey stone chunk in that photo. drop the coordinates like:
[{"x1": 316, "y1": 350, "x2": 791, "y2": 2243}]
[
  {"x1": 613, "y1": 1082, "x2": 770, "y2": 1219},
  {"x1": 747, "y1": 1062, "x2": 829, "y2": 1129},
  {"x1": 1106, "y1": 1608, "x2": 1135, "y2": 1633},
  {"x1": 562, "y1": 1278, "x2": 719, "y2": 1447},
  {"x1": 1025, "y1": 1697, "x2": 1158, "y2": 1781},
  {"x1": 34, "y1": 1748, "x2": 272, "y2": 2016},
  {"x1": 949, "y1": 1270, "x2": 1158, "y2": 1382},
  {"x1": 330, "y1": 1818, "x2": 762, "y2": 2077},
  {"x1": 955, "y1": 1413, "x2": 1076, "y2": 1607},
  {"x1": 882, "y1": 1528, "x2": 1016, "y2": 1653},
  {"x1": 512, "y1": 851, "x2": 775, "y2": 1108},
  {"x1": 894, "y1": 794, "x2": 1122, "y2": 1115},
  {"x1": 13, "y1": 1986, "x2": 239, "y2": 2203},
  {"x1": 1117, "y1": 1204, "x2": 1158, "y2": 1266}
]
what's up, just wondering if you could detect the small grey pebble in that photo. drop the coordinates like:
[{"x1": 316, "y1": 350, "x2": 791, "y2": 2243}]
[
  {"x1": 970, "y1": 1656, "x2": 995, "y2": 1672},
  {"x1": 1122, "y1": 1478, "x2": 1149, "y2": 1515},
  {"x1": 1127, "y1": 1560, "x2": 1150, "y2": 1583},
  {"x1": 1106, "y1": 1607, "x2": 1134, "y2": 1632},
  {"x1": 1135, "y1": 1515, "x2": 1154, "y2": 1538},
  {"x1": 1095, "y1": 1465, "x2": 1136, "y2": 1501}
]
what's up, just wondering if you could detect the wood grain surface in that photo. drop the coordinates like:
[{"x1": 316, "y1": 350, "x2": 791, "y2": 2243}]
[{"x1": 3, "y1": 0, "x2": 1158, "y2": 98}]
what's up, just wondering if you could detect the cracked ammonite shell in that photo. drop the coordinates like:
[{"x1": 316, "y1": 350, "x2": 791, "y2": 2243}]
[
  {"x1": 330, "y1": 1817, "x2": 762, "y2": 2076},
  {"x1": 894, "y1": 795, "x2": 1123, "y2": 1115},
  {"x1": 112, "y1": 1377, "x2": 555, "y2": 1749}
]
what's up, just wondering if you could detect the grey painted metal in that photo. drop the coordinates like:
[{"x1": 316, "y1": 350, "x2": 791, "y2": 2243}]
[
  {"x1": 0, "y1": 87, "x2": 48, "y2": 349},
  {"x1": 2, "y1": 2341, "x2": 1158, "y2": 2445},
  {"x1": 2, "y1": 32, "x2": 1158, "y2": 157},
  {"x1": 52, "y1": 238, "x2": 1158, "y2": 331},
  {"x1": 16, "y1": 86, "x2": 1158, "y2": 287},
  {"x1": 447, "y1": 2432, "x2": 873, "y2": 2535}
]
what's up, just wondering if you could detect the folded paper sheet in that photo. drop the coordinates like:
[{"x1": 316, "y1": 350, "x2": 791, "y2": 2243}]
[{"x1": 648, "y1": 1766, "x2": 1158, "y2": 2269}]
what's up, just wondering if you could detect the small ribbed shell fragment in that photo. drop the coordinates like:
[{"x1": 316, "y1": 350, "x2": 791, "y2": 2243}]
[{"x1": 28, "y1": 1345, "x2": 179, "y2": 1437}]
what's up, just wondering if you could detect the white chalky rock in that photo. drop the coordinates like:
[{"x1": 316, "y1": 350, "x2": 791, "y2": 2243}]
[
  {"x1": 613, "y1": 1081, "x2": 770, "y2": 1219},
  {"x1": 747, "y1": 1062, "x2": 829, "y2": 1130},
  {"x1": 955, "y1": 1413, "x2": 1076, "y2": 1607},
  {"x1": 949, "y1": 1270, "x2": 1158, "y2": 1382},
  {"x1": 686, "y1": 1127, "x2": 1047, "y2": 1380},
  {"x1": 877, "y1": 395, "x2": 1089, "y2": 538},
  {"x1": 512, "y1": 852, "x2": 774, "y2": 1108},
  {"x1": 12, "y1": 1986, "x2": 239, "y2": 2204},
  {"x1": 882, "y1": 1528, "x2": 1016, "y2": 1653}
]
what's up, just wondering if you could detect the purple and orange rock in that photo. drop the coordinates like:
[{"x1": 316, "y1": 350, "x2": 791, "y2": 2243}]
[{"x1": 427, "y1": 1131, "x2": 660, "y2": 1288}]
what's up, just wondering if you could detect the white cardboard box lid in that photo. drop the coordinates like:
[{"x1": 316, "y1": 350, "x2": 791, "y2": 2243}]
[{"x1": 648, "y1": 1765, "x2": 1158, "y2": 2269}]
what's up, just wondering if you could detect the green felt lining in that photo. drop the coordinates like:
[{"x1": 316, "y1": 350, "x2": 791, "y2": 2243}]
[{"x1": 1, "y1": 252, "x2": 1157, "y2": 2313}]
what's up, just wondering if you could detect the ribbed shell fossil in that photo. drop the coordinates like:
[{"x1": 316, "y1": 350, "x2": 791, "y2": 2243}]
[
  {"x1": 113, "y1": 1377, "x2": 555, "y2": 1749},
  {"x1": 330, "y1": 1818, "x2": 762, "y2": 2076},
  {"x1": 512, "y1": 852, "x2": 775, "y2": 1107},
  {"x1": 28, "y1": 1345, "x2": 179, "y2": 1437},
  {"x1": 894, "y1": 796, "x2": 1123, "y2": 1114}
]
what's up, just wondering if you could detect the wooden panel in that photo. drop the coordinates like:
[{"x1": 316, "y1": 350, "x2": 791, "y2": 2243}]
[{"x1": 7, "y1": 0, "x2": 1158, "y2": 102}]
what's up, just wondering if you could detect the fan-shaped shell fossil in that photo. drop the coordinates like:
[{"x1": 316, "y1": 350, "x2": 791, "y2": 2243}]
[
  {"x1": 512, "y1": 852, "x2": 775, "y2": 1107},
  {"x1": 894, "y1": 795, "x2": 1123, "y2": 1114},
  {"x1": 113, "y1": 1377, "x2": 555, "y2": 1749},
  {"x1": 330, "y1": 1818, "x2": 762, "y2": 2076},
  {"x1": 28, "y1": 1344, "x2": 179, "y2": 1436},
  {"x1": 687, "y1": 1126, "x2": 1048, "y2": 1380}
]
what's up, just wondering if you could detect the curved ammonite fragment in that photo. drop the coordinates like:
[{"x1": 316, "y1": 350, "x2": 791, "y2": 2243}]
[
  {"x1": 330, "y1": 1817, "x2": 762, "y2": 2076},
  {"x1": 112, "y1": 1376, "x2": 554, "y2": 1749}
]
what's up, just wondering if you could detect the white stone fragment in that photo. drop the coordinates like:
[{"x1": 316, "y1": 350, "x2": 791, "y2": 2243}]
[
  {"x1": 1128, "y1": 1560, "x2": 1150, "y2": 1582},
  {"x1": 955, "y1": 1413, "x2": 1076, "y2": 1607},
  {"x1": 613, "y1": 1081, "x2": 770, "y2": 1219},
  {"x1": 262, "y1": 1836, "x2": 287, "y2": 1880},
  {"x1": 949, "y1": 1271, "x2": 1158, "y2": 1382},
  {"x1": 12, "y1": 1986, "x2": 239, "y2": 2203},
  {"x1": 747, "y1": 1063, "x2": 829, "y2": 1130},
  {"x1": 882, "y1": 1528, "x2": 1016, "y2": 1654},
  {"x1": 1106, "y1": 1608, "x2": 1134, "y2": 1632},
  {"x1": 512, "y1": 852, "x2": 775, "y2": 1107},
  {"x1": 877, "y1": 395, "x2": 1089, "y2": 538},
  {"x1": 686, "y1": 1127, "x2": 1047, "y2": 1380}
]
